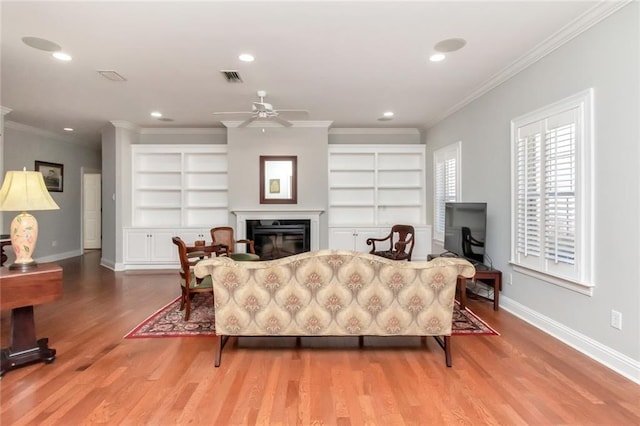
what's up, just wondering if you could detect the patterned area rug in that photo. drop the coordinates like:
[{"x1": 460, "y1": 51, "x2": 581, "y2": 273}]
[{"x1": 125, "y1": 293, "x2": 498, "y2": 338}]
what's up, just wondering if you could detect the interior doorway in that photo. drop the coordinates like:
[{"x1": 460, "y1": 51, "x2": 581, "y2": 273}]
[{"x1": 83, "y1": 172, "x2": 101, "y2": 250}]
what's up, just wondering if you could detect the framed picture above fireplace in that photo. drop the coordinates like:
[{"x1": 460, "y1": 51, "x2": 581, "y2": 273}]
[{"x1": 260, "y1": 155, "x2": 297, "y2": 204}]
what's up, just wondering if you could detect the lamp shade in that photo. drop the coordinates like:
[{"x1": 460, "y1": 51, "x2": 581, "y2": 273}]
[{"x1": 0, "y1": 170, "x2": 60, "y2": 211}]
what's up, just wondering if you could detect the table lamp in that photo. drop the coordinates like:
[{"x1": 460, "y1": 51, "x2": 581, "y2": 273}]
[{"x1": 0, "y1": 168, "x2": 60, "y2": 271}]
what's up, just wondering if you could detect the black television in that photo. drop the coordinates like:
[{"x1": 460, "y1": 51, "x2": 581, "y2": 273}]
[{"x1": 444, "y1": 202, "x2": 487, "y2": 264}]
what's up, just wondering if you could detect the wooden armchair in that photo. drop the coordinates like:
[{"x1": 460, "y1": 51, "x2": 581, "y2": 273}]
[
  {"x1": 172, "y1": 237, "x2": 222, "y2": 321},
  {"x1": 210, "y1": 226, "x2": 256, "y2": 255},
  {"x1": 366, "y1": 224, "x2": 415, "y2": 261}
]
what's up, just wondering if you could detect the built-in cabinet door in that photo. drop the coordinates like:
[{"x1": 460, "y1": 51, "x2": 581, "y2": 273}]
[
  {"x1": 150, "y1": 231, "x2": 177, "y2": 263},
  {"x1": 328, "y1": 227, "x2": 385, "y2": 252},
  {"x1": 178, "y1": 229, "x2": 210, "y2": 246},
  {"x1": 329, "y1": 226, "x2": 432, "y2": 260},
  {"x1": 329, "y1": 228, "x2": 359, "y2": 250},
  {"x1": 124, "y1": 229, "x2": 178, "y2": 263},
  {"x1": 354, "y1": 228, "x2": 383, "y2": 253},
  {"x1": 412, "y1": 226, "x2": 432, "y2": 261},
  {"x1": 124, "y1": 230, "x2": 152, "y2": 263}
]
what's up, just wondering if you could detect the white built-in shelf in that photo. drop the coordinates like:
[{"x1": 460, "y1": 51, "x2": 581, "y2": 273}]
[
  {"x1": 131, "y1": 144, "x2": 228, "y2": 228},
  {"x1": 328, "y1": 144, "x2": 426, "y2": 227}
]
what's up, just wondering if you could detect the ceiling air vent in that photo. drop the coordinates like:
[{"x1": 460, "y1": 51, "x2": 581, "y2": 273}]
[
  {"x1": 220, "y1": 70, "x2": 243, "y2": 83},
  {"x1": 97, "y1": 70, "x2": 127, "y2": 81}
]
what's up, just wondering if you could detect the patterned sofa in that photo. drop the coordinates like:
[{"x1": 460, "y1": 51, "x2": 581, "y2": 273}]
[{"x1": 194, "y1": 249, "x2": 475, "y2": 367}]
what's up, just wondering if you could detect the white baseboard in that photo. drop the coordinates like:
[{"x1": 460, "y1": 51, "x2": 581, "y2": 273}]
[
  {"x1": 500, "y1": 296, "x2": 640, "y2": 385},
  {"x1": 101, "y1": 258, "x2": 118, "y2": 271},
  {"x1": 36, "y1": 249, "x2": 83, "y2": 264}
]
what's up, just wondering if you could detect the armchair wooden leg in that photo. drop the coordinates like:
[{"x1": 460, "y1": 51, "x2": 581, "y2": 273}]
[{"x1": 184, "y1": 297, "x2": 191, "y2": 321}]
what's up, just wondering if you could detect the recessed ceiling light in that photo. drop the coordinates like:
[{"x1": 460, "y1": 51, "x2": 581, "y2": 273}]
[
  {"x1": 239, "y1": 53, "x2": 255, "y2": 62},
  {"x1": 63, "y1": 127, "x2": 74, "y2": 132},
  {"x1": 52, "y1": 51, "x2": 72, "y2": 61},
  {"x1": 429, "y1": 53, "x2": 446, "y2": 62},
  {"x1": 383, "y1": 111, "x2": 394, "y2": 117},
  {"x1": 150, "y1": 111, "x2": 162, "y2": 118}
]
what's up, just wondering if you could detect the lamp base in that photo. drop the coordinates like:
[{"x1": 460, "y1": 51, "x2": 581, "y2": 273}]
[{"x1": 9, "y1": 261, "x2": 38, "y2": 272}]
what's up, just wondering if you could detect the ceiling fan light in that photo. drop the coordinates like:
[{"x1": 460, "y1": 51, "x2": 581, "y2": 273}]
[{"x1": 383, "y1": 111, "x2": 394, "y2": 117}]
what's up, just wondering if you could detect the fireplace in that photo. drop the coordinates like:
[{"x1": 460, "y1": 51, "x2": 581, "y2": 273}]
[{"x1": 246, "y1": 219, "x2": 310, "y2": 260}]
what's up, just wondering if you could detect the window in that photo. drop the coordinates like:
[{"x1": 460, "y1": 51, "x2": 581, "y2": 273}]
[
  {"x1": 511, "y1": 89, "x2": 593, "y2": 294},
  {"x1": 433, "y1": 142, "x2": 461, "y2": 241}
]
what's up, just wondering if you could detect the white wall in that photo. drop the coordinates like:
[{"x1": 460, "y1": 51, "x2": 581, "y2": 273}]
[
  {"x1": 3, "y1": 121, "x2": 101, "y2": 263},
  {"x1": 425, "y1": 3, "x2": 639, "y2": 372}
]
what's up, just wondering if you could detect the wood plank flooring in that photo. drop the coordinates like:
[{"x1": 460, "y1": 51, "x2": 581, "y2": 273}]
[{"x1": 1, "y1": 251, "x2": 639, "y2": 425}]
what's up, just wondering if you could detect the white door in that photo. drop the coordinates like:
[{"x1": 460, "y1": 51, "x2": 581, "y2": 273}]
[{"x1": 83, "y1": 173, "x2": 101, "y2": 249}]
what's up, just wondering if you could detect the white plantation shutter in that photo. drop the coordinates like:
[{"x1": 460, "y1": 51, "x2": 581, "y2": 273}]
[
  {"x1": 433, "y1": 142, "x2": 460, "y2": 241},
  {"x1": 516, "y1": 122, "x2": 542, "y2": 263},
  {"x1": 544, "y1": 109, "x2": 576, "y2": 266},
  {"x1": 511, "y1": 89, "x2": 592, "y2": 291}
]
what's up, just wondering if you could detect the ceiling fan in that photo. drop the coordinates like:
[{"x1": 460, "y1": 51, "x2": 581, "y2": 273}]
[{"x1": 213, "y1": 90, "x2": 308, "y2": 127}]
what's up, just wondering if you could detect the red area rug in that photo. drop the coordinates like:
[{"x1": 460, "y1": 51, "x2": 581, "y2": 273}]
[{"x1": 125, "y1": 293, "x2": 498, "y2": 339}]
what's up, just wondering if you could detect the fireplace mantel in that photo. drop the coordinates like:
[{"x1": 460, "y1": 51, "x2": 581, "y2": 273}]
[{"x1": 233, "y1": 209, "x2": 323, "y2": 252}]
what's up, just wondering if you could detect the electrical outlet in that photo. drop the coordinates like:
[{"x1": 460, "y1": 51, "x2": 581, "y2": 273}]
[
  {"x1": 507, "y1": 273, "x2": 513, "y2": 285},
  {"x1": 52, "y1": 240, "x2": 58, "y2": 247},
  {"x1": 610, "y1": 310, "x2": 622, "y2": 330}
]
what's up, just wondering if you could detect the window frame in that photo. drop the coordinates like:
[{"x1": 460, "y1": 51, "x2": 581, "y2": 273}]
[
  {"x1": 433, "y1": 141, "x2": 461, "y2": 242},
  {"x1": 510, "y1": 89, "x2": 594, "y2": 295}
]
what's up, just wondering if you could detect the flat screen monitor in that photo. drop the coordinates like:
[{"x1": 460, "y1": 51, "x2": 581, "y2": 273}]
[{"x1": 444, "y1": 202, "x2": 487, "y2": 264}]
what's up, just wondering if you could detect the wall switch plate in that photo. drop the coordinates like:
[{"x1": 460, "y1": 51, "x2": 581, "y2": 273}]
[{"x1": 610, "y1": 310, "x2": 622, "y2": 330}]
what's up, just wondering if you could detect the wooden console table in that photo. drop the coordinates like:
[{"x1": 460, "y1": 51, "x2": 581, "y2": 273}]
[
  {"x1": 428, "y1": 254, "x2": 502, "y2": 311},
  {"x1": 0, "y1": 263, "x2": 63, "y2": 376}
]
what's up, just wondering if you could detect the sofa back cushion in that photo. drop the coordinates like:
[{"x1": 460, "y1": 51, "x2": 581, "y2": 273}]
[{"x1": 194, "y1": 250, "x2": 474, "y2": 336}]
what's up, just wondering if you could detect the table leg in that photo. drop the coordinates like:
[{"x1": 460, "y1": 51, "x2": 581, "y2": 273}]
[
  {"x1": 0, "y1": 306, "x2": 56, "y2": 376},
  {"x1": 493, "y1": 275, "x2": 501, "y2": 311}
]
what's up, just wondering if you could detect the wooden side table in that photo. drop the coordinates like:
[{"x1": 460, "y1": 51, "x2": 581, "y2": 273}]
[
  {"x1": 0, "y1": 263, "x2": 63, "y2": 376},
  {"x1": 427, "y1": 254, "x2": 502, "y2": 311},
  {"x1": 457, "y1": 267, "x2": 502, "y2": 311}
]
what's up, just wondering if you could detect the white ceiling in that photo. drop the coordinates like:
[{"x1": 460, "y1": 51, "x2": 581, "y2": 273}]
[{"x1": 1, "y1": 1, "x2": 611, "y2": 147}]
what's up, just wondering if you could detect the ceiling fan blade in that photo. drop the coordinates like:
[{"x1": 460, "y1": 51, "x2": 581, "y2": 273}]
[
  {"x1": 274, "y1": 109, "x2": 309, "y2": 114},
  {"x1": 271, "y1": 116, "x2": 293, "y2": 127},
  {"x1": 238, "y1": 116, "x2": 258, "y2": 127},
  {"x1": 212, "y1": 111, "x2": 253, "y2": 115}
]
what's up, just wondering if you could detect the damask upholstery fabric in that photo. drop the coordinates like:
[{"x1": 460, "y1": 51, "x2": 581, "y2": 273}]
[{"x1": 194, "y1": 250, "x2": 474, "y2": 337}]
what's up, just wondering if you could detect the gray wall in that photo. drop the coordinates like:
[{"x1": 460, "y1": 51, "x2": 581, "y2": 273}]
[
  {"x1": 425, "y1": 3, "x2": 639, "y2": 362},
  {"x1": 3, "y1": 122, "x2": 101, "y2": 262},
  {"x1": 227, "y1": 126, "x2": 330, "y2": 247}
]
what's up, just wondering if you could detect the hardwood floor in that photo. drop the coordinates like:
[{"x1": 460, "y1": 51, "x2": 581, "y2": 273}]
[{"x1": 1, "y1": 251, "x2": 639, "y2": 425}]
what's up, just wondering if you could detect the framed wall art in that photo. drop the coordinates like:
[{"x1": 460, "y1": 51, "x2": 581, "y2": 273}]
[{"x1": 35, "y1": 161, "x2": 64, "y2": 192}]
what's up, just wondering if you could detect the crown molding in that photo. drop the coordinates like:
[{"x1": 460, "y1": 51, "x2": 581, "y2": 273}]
[
  {"x1": 139, "y1": 127, "x2": 227, "y2": 135},
  {"x1": 329, "y1": 128, "x2": 420, "y2": 135},
  {"x1": 109, "y1": 120, "x2": 140, "y2": 132},
  {"x1": 5, "y1": 120, "x2": 85, "y2": 145},
  {"x1": 427, "y1": 0, "x2": 631, "y2": 128},
  {"x1": 222, "y1": 120, "x2": 333, "y2": 129}
]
